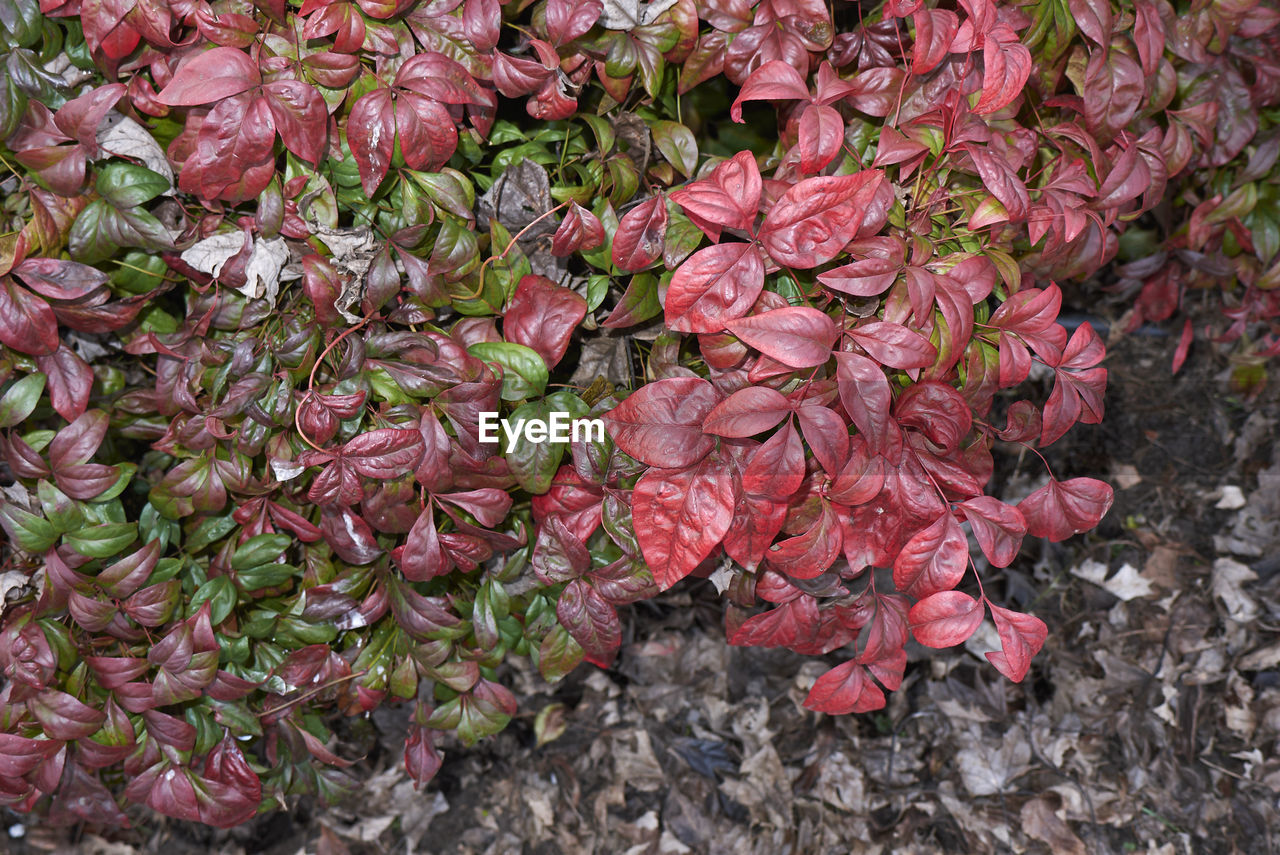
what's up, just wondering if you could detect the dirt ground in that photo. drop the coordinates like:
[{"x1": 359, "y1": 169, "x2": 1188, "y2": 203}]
[{"x1": 8, "y1": 313, "x2": 1280, "y2": 855}]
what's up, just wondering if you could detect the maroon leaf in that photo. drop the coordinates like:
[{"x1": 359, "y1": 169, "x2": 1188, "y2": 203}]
[
  {"x1": 611, "y1": 195, "x2": 668, "y2": 271},
  {"x1": 727, "y1": 307, "x2": 838, "y2": 368},
  {"x1": 1018, "y1": 477, "x2": 1114, "y2": 542},
  {"x1": 503, "y1": 275, "x2": 587, "y2": 368},
  {"x1": 985, "y1": 603, "x2": 1048, "y2": 682},
  {"x1": 14, "y1": 258, "x2": 108, "y2": 301},
  {"x1": 702, "y1": 386, "x2": 791, "y2": 437},
  {"x1": 36, "y1": 345, "x2": 93, "y2": 421},
  {"x1": 397, "y1": 506, "x2": 451, "y2": 581},
  {"x1": 795, "y1": 404, "x2": 849, "y2": 476},
  {"x1": 546, "y1": 0, "x2": 602, "y2": 44},
  {"x1": 202, "y1": 737, "x2": 262, "y2": 827},
  {"x1": 557, "y1": 579, "x2": 621, "y2": 667},
  {"x1": 908, "y1": 590, "x2": 983, "y2": 647},
  {"x1": 758, "y1": 171, "x2": 886, "y2": 268},
  {"x1": 632, "y1": 453, "x2": 736, "y2": 590},
  {"x1": 834, "y1": 351, "x2": 897, "y2": 456},
  {"x1": 667, "y1": 150, "x2": 761, "y2": 238},
  {"x1": 550, "y1": 202, "x2": 605, "y2": 256},
  {"x1": 394, "y1": 52, "x2": 488, "y2": 104},
  {"x1": 405, "y1": 724, "x2": 443, "y2": 788},
  {"x1": 602, "y1": 377, "x2": 718, "y2": 468},
  {"x1": 0, "y1": 279, "x2": 58, "y2": 356},
  {"x1": 893, "y1": 512, "x2": 967, "y2": 599},
  {"x1": 157, "y1": 47, "x2": 261, "y2": 105},
  {"x1": 320, "y1": 507, "x2": 383, "y2": 564},
  {"x1": 767, "y1": 501, "x2": 843, "y2": 579},
  {"x1": 665, "y1": 242, "x2": 765, "y2": 333},
  {"x1": 261, "y1": 80, "x2": 327, "y2": 163},
  {"x1": 347, "y1": 89, "x2": 395, "y2": 194},
  {"x1": 29, "y1": 689, "x2": 106, "y2": 740},
  {"x1": 958, "y1": 496, "x2": 1025, "y2": 567},
  {"x1": 49, "y1": 409, "x2": 107, "y2": 469},
  {"x1": 342, "y1": 429, "x2": 424, "y2": 479}
]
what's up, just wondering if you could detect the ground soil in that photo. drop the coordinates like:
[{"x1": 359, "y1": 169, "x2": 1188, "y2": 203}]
[{"x1": 8, "y1": 313, "x2": 1280, "y2": 855}]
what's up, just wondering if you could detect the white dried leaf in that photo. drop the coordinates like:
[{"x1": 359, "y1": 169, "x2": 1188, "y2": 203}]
[
  {"x1": 599, "y1": 0, "x2": 679, "y2": 28},
  {"x1": 1212, "y1": 557, "x2": 1258, "y2": 622},
  {"x1": 180, "y1": 233, "x2": 289, "y2": 304},
  {"x1": 270, "y1": 458, "x2": 306, "y2": 482},
  {"x1": 97, "y1": 114, "x2": 174, "y2": 190},
  {"x1": 1070, "y1": 560, "x2": 1154, "y2": 601},
  {"x1": 1216, "y1": 485, "x2": 1247, "y2": 509}
]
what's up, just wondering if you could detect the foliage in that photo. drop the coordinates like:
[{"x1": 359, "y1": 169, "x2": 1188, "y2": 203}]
[{"x1": 2, "y1": 0, "x2": 1273, "y2": 829}]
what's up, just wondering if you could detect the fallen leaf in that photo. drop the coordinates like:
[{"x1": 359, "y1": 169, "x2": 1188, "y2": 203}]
[
  {"x1": 1071, "y1": 560, "x2": 1155, "y2": 601},
  {"x1": 1212, "y1": 557, "x2": 1258, "y2": 622},
  {"x1": 1216, "y1": 485, "x2": 1247, "y2": 509},
  {"x1": 97, "y1": 113, "x2": 174, "y2": 191},
  {"x1": 1020, "y1": 795, "x2": 1087, "y2": 855}
]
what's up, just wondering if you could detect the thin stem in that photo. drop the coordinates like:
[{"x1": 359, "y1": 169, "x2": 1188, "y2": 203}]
[
  {"x1": 456, "y1": 200, "x2": 572, "y2": 301},
  {"x1": 258, "y1": 670, "x2": 368, "y2": 719}
]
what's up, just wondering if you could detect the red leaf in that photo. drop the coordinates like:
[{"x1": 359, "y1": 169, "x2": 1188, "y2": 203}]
[
  {"x1": 795, "y1": 404, "x2": 849, "y2": 476},
  {"x1": 665, "y1": 242, "x2": 765, "y2": 333},
  {"x1": 202, "y1": 737, "x2": 262, "y2": 827},
  {"x1": 1172, "y1": 317, "x2": 1193, "y2": 374},
  {"x1": 532, "y1": 514, "x2": 590, "y2": 583},
  {"x1": 668, "y1": 150, "x2": 761, "y2": 238},
  {"x1": 985, "y1": 603, "x2": 1047, "y2": 682},
  {"x1": 347, "y1": 89, "x2": 395, "y2": 195},
  {"x1": 829, "y1": 435, "x2": 885, "y2": 504},
  {"x1": 727, "y1": 307, "x2": 838, "y2": 368},
  {"x1": 973, "y1": 24, "x2": 1031, "y2": 114},
  {"x1": 550, "y1": 201, "x2": 604, "y2": 256},
  {"x1": 803, "y1": 660, "x2": 886, "y2": 714},
  {"x1": 1068, "y1": 0, "x2": 1114, "y2": 48},
  {"x1": 0, "y1": 280, "x2": 58, "y2": 356},
  {"x1": 1133, "y1": 0, "x2": 1166, "y2": 75},
  {"x1": 611, "y1": 195, "x2": 668, "y2": 271},
  {"x1": 394, "y1": 52, "x2": 487, "y2": 104},
  {"x1": 910, "y1": 7, "x2": 959, "y2": 75},
  {"x1": 504, "y1": 275, "x2": 588, "y2": 368},
  {"x1": 767, "y1": 501, "x2": 843, "y2": 579},
  {"x1": 602, "y1": 377, "x2": 718, "y2": 468},
  {"x1": 730, "y1": 595, "x2": 820, "y2": 648},
  {"x1": 405, "y1": 724, "x2": 443, "y2": 788},
  {"x1": 396, "y1": 93, "x2": 458, "y2": 172},
  {"x1": 557, "y1": 579, "x2": 621, "y2": 667},
  {"x1": 834, "y1": 351, "x2": 897, "y2": 456},
  {"x1": 730, "y1": 60, "x2": 811, "y2": 122},
  {"x1": 797, "y1": 103, "x2": 844, "y2": 174},
  {"x1": 343, "y1": 428, "x2": 424, "y2": 479},
  {"x1": 758, "y1": 171, "x2": 886, "y2": 268},
  {"x1": 723, "y1": 493, "x2": 788, "y2": 571},
  {"x1": 546, "y1": 0, "x2": 602, "y2": 44},
  {"x1": 966, "y1": 144, "x2": 1030, "y2": 223},
  {"x1": 702, "y1": 386, "x2": 791, "y2": 437},
  {"x1": 320, "y1": 507, "x2": 383, "y2": 564},
  {"x1": 893, "y1": 512, "x2": 967, "y2": 599},
  {"x1": 817, "y1": 256, "x2": 899, "y2": 297},
  {"x1": 1019, "y1": 477, "x2": 1114, "y2": 542},
  {"x1": 957, "y1": 496, "x2": 1025, "y2": 567},
  {"x1": 157, "y1": 47, "x2": 261, "y2": 105},
  {"x1": 894, "y1": 381, "x2": 971, "y2": 452},
  {"x1": 849, "y1": 321, "x2": 937, "y2": 369},
  {"x1": 632, "y1": 453, "x2": 736, "y2": 590},
  {"x1": 742, "y1": 419, "x2": 805, "y2": 497},
  {"x1": 260, "y1": 80, "x2": 327, "y2": 163},
  {"x1": 908, "y1": 590, "x2": 983, "y2": 647}
]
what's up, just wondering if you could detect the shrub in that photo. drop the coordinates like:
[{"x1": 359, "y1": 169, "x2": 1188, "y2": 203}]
[{"x1": 8, "y1": 0, "x2": 1274, "y2": 829}]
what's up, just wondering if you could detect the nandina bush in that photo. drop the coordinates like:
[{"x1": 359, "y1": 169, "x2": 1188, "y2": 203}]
[{"x1": 3, "y1": 0, "x2": 1273, "y2": 830}]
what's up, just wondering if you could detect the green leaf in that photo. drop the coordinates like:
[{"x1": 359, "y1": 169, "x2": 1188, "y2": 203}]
[
  {"x1": 0, "y1": 372, "x2": 45, "y2": 427},
  {"x1": 0, "y1": 501, "x2": 58, "y2": 552},
  {"x1": 64, "y1": 522, "x2": 137, "y2": 558},
  {"x1": 468, "y1": 342, "x2": 549, "y2": 401},
  {"x1": 651, "y1": 120, "x2": 697, "y2": 175},
  {"x1": 237, "y1": 562, "x2": 297, "y2": 592},
  {"x1": 231, "y1": 534, "x2": 292, "y2": 571},
  {"x1": 37, "y1": 480, "x2": 83, "y2": 533},
  {"x1": 189, "y1": 576, "x2": 237, "y2": 624},
  {"x1": 185, "y1": 514, "x2": 237, "y2": 553},
  {"x1": 503, "y1": 399, "x2": 564, "y2": 493},
  {"x1": 586, "y1": 274, "x2": 610, "y2": 312},
  {"x1": 69, "y1": 199, "x2": 173, "y2": 265},
  {"x1": 536, "y1": 625, "x2": 584, "y2": 682},
  {"x1": 97, "y1": 162, "x2": 170, "y2": 209}
]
